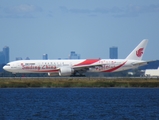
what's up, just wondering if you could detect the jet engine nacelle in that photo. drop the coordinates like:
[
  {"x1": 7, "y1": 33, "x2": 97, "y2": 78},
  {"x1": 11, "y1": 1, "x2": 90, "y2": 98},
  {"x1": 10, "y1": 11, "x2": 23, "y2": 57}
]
[{"x1": 59, "y1": 67, "x2": 74, "y2": 76}]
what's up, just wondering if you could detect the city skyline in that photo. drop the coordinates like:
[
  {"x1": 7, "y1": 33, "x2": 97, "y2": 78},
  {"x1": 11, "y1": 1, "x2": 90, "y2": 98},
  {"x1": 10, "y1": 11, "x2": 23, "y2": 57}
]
[
  {"x1": 0, "y1": 0, "x2": 159, "y2": 61},
  {"x1": 0, "y1": 46, "x2": 121, "y2": 62}
]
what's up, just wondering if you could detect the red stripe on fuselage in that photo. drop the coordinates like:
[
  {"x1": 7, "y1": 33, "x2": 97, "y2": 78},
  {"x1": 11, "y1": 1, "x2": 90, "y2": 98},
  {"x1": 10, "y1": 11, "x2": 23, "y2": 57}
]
[
  {"x1": 102, "y1": 61, "x2": 127, "y2": 72},
  {"x1": 74, "y1": 59, "x2": 100, "y2": 66}
]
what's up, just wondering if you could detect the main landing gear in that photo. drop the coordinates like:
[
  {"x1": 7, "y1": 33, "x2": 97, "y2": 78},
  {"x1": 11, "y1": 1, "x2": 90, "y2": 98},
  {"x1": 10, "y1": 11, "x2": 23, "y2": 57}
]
[{"x1": 70, "y1": 71, "x2": 86, "y2": 77}]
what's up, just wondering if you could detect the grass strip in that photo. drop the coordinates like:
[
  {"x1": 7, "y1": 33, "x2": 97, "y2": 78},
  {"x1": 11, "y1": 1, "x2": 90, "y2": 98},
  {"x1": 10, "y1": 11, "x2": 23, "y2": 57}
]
[{"x1": 0, "y1": 78, "x2": 159, "y2": 88}]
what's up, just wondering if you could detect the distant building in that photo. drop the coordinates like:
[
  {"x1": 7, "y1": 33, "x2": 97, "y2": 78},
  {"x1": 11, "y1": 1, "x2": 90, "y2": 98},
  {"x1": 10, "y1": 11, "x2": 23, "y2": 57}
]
[
  {"x1": 0, "y1": 46, "x2": 9, "y2": 64},
  {"x1": 16, "y1": 57, "x2": 23, "y2": 61},
  {"x1": 3, "y1": 46, "x2": 9, "y2": 63},
  {"x1": 0, "y1": 51, "x2": 5, "y2": 64},
  {"x1": 25, "y1": 57, "x2": 30, "y2": 60},
  {"x1": 69, "y1": 51, "x2": 80, "y2": 59},
  {"x1": 43, "y1": 54, "x2": 48, "y2": 60},
  {"x1": 109, "y1": 46, "x2": 118, "y2": 59}
]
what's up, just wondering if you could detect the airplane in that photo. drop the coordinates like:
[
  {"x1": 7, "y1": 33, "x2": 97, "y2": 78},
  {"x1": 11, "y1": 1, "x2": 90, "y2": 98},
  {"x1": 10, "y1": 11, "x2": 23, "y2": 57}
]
[{"x1": 3, "y1": 39, "x2": 148, "y2": 76}]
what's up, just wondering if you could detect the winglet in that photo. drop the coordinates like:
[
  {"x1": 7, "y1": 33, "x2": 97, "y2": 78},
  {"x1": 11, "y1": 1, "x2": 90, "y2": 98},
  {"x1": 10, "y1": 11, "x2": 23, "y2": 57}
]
[{"x1": 126, "y1": 39, "x2": 148, "y2": 60}]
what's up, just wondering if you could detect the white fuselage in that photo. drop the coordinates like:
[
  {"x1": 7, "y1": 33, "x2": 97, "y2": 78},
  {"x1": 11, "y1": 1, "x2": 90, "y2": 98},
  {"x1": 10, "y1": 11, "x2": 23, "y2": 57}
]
[{"x1": 3, "y1": 59, "x2": 145, "y2": 74}]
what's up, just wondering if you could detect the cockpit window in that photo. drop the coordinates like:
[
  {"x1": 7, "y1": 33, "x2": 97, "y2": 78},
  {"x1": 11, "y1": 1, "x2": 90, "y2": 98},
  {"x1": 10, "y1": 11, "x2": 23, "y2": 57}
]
[{"x1": 6, "y1": 64, "x2": 10, "y2": 66}]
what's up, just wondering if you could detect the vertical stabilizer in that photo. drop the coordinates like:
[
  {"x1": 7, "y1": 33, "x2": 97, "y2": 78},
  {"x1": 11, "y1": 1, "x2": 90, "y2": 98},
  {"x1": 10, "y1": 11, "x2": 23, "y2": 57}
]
[{"x1": 126, "y1": 39, "x2": 148, "y2": 60}]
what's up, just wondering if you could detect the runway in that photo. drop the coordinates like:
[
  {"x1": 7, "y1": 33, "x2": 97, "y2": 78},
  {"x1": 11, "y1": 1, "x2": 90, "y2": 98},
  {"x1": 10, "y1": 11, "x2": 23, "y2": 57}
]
[{"x1": 0, "y1": 76, "x2": 158, "y2": 80}]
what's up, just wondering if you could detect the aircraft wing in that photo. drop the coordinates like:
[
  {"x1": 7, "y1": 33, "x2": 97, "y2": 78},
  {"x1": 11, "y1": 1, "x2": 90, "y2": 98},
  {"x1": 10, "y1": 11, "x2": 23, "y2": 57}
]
[{"x1": 72, "y1": 64, "x2": 103, "y2": 70}]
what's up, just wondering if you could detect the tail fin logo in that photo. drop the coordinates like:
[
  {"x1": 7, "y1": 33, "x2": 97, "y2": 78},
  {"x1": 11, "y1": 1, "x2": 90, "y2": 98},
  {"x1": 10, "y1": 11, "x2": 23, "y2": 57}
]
[{"x1": 136, "y1": 48, "x2": 144, "y2": 57}]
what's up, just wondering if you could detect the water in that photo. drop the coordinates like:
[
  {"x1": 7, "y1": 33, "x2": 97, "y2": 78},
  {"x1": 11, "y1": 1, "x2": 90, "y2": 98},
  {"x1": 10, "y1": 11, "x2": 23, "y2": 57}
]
[{"x1": 0, "y1": 88, "x2": 159, "y2": 120}]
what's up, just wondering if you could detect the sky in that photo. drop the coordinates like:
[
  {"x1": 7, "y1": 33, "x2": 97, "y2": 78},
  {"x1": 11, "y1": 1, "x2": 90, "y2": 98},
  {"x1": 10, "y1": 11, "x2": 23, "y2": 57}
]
[{"x1": 0, "y1": 0, "x2": 159, "y2": 61}]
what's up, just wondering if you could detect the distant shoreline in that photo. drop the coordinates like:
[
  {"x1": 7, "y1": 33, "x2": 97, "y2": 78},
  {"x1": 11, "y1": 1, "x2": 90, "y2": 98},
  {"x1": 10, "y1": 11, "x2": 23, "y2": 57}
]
[{"x1": 0, "y1": 77, "x2": 159, "y2": 88}]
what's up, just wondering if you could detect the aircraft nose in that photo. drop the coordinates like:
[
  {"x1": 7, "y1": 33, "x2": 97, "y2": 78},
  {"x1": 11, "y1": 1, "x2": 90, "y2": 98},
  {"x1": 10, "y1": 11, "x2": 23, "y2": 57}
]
[
  {"x1": 3, "y1": 65, "x2": 10, "y2": 71},
  {"x1": 3, "y1": 65, "x2": 7, "y2": 70}
]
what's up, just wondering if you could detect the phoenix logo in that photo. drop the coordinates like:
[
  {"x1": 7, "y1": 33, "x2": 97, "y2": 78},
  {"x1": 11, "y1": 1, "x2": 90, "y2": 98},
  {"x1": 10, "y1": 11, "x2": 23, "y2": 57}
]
[{"x1": 136, "y1": 48, "x2": 144, "y2": 57}]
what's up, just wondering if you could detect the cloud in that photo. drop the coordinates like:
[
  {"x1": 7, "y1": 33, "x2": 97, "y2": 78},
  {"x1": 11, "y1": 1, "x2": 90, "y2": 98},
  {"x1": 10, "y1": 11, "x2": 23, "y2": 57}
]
[
  {"x1": 115, "y1": 4, "x2": 159, "y2": 18},
  {"x1": 3, "y1": 4, "x2": 42, "y2": 18},
  {"x1": 47, "y1": 11, "x2": 54, "y2": 17},
  {"x1": 60, "y1": 4, "x2": 159, "y2": 18}
]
